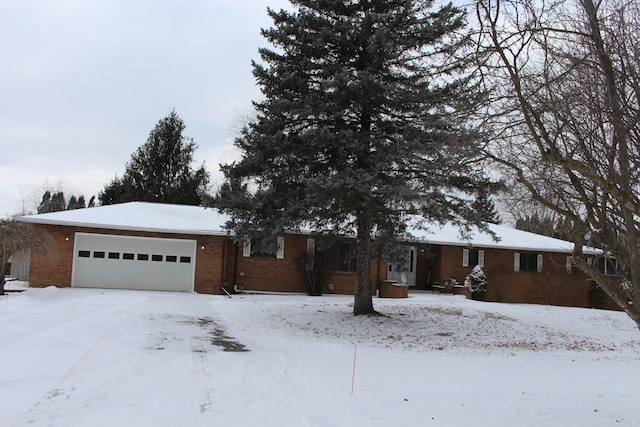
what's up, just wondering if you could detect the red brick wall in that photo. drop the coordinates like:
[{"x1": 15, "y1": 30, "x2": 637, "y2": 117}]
[
  {"x1": 230, "y1": 234, "x2": 382, "y2": 295},
  {"x1": 193, "y1": 235, "x2": 227, "y2": 294},
  {"x1": 232, "y1": 234, "x2": 308, "y2": 293},
  {"x1": 29, "y1": 224, "x2": 618, "y2": 310},
  {"x1": 323, "y1": 246, "x2": 383, "y2": 295},
  {"x1": 430, "y1": 244, "x2": 611, "y2": 309},
  {"x1": 29, "y1": 225, "x2": 73, "y2": 288},
  {"x1": 29, "y1": 226, "x2": 381, "y2": 296}
]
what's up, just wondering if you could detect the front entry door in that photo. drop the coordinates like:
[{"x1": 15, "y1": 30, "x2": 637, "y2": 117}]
[{"x1": 387, "y1": 246, "x2": 417, "y2": 287}]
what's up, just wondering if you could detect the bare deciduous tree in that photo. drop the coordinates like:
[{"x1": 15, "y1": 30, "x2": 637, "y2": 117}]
[
  {"x1": 0, "y1": 220, "x2": 54, "y2": 295},
  {"x1": 475, "y1": 0, "x2": 640, "y2": 328}
]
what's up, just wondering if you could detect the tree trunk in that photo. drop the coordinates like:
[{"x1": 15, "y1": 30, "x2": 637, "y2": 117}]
[
  {"x1": 353, "y1": 211, "x2": 375, "y2": 316},
  {"x1": 602, "y1": 280, "x2": 640, "y2": 331},
  {"x1": 0, "y1": 255, "x2": 5, "y2": 296},
  {"x1": 581, "y1": 0, "x2": 640, "y2": 331}
]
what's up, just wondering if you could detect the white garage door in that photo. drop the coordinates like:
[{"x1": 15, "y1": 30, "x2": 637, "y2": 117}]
[{"x1": 72, "y1": 233, "x2": 196, "y2": 292}]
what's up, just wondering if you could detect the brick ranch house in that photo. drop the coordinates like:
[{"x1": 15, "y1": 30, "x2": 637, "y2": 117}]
[{"x1": 19, "y1": 202, "x2": 617, "y2": 310}]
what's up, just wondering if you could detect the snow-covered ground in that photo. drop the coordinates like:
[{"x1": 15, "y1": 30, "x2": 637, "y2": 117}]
[{"x1": 0, "y1": 286, "x2": 638, "y2": 426}]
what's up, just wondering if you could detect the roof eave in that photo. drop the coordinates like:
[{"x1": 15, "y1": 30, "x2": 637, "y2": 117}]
[{"x1": 19, "y1": 216, "x2": 232, "y2": 237}]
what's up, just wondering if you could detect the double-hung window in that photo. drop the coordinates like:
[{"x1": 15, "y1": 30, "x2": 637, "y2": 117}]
[
  {"x1": 514, "y1": 252, "x2": 543, "y2": 272},
  {"x1": 462, "y1": 249, "x2": 484, "y2": 267}
]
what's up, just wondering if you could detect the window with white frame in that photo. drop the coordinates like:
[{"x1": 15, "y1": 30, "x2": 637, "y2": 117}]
[
  {"x1": 514, "y1": 252, "x2": 543, "y2": 272},
  {"x1": 243, "y1": 236, "x2": 285, "y2": 259},
  {"x1": 463, "y1": 248, "x2": 484, "y2": 267}
]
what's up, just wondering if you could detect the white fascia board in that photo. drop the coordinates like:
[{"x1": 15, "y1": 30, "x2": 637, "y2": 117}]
[{"x1": 19, "y1": 216, "x2": 232, "y2": 237}]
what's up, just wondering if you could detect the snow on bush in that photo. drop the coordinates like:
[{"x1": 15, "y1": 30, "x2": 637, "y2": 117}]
[{"x1": 465, "y1": 265, "x2": 487, "y2": 298}]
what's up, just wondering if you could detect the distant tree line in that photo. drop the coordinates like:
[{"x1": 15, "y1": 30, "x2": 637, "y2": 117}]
[
  {"x1": 515, "y1": 214, "x2": 576, "y2": 242},
  {"x1": 37, "y1": 191, "x2": 96, "y2": 214}
]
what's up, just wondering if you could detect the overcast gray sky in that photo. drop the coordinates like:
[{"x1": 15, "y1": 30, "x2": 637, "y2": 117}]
[{"x1": 0, "y1": 0, "x2": 291, "y2": 216}]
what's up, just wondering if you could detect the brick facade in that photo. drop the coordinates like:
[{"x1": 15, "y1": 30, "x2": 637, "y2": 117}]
[
  {"x1": 29, "y1": 226, "x2": 382, "y2": 297},
  {"x1": 233, "y1": 234, "x2": 308, "y2": 293},
  {"x1": 28, "y1": 224, "x2": 618, "y2": 310},
  {"x1": 232, "y1": 234, "x2": 383, "y2": 295},
  {"x1": 416, "y1": 244, "x2": 618, "y2": 309}
]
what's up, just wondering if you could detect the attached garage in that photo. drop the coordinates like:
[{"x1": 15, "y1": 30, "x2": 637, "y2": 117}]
[{"x1": 72, "y1": 233, "x2": 197, "y2": 292}]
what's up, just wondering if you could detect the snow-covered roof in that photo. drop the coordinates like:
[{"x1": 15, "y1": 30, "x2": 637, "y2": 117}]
[
  {"x1": 20, "y1": 202, "x2": 576, "y2": 253},
  {"x1": 410, "y1": 222, "x2": 575, "y2": 253},
  {"x1": 20, "y1": 202, "x2": 231, "y2": 236}
]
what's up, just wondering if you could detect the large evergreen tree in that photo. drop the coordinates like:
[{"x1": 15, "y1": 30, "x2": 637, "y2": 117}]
[
  {"x1": 216, "y1": 0, "x2": 497, "y2": 315},
  {"x1": 99, "y1": 110, "x2": 210, "y2": 206}
]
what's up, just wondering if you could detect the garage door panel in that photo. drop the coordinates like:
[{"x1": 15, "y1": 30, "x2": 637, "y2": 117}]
[{"x1": 72, "y1": 233, "x2": 196, "y2": 292}]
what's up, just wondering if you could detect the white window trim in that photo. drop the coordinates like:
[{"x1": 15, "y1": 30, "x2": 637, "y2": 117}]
[
  {"x1": 463, "y1": 249, "x2": 485, "y2": 267},
  {"x1": 537, "y1": 254, "x2": 543, "y2": 273},
  {"x1": 243, "y1": 237, "x2": 285, "y2": 259},
  {"x1": 242, "y1": 239, "x2": 251, "y2": 257},
  {"x1": 515, "y1": 252, "x2": 543, "y2": 272}
]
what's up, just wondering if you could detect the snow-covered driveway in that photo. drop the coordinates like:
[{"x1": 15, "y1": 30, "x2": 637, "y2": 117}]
[
  {"x1": 0, "y1": 288, "x2": 246, "y2": 426},
  {"x1": 1, "y1": 287, "x2": 639, "y2": 426}
]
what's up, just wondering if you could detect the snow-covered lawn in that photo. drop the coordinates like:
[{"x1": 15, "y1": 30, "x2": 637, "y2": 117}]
[{"x1": 0, "y1": 287, "x2": 638, "y2": 426}]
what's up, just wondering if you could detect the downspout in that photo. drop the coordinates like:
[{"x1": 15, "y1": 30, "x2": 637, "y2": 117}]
[
  {"x1": 233, "y1": 239, "x2": 241, "y2": 293},
  {"x1": 220, "y1": 234, "x2": 228, "y2": 291},
  {"x1": 375, "y1": 243, "x2": 381, "y2": 297}
]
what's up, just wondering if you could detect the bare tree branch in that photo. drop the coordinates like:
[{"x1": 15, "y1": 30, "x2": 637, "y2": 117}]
[{"x1": 475, "y1": 0, "x2": 640, "y2": 328}]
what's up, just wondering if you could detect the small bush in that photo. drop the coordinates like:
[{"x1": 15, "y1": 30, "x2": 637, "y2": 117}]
[
  {"x1": 464, "y1": 265, "x2": 487, "y2": 300},
  {"x1": 302, "y1": 257, "x2": 328, "y2": 296}
]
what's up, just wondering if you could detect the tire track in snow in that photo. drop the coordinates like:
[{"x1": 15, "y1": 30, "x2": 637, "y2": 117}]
[
  {"x1": 15, "y1": 333, "x2": 116, "y2": 426},
  {"x1": 191, "y1": 336, "x2": 217, "y2": 426}
]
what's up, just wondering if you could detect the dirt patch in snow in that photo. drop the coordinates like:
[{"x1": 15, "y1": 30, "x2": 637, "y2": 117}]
[
  {"x1": 197, "y1": 317, "x2": 249, "y2": 352},
  {"x1": 147, "y1": 315, "x2": 249, "y2": 353}
]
